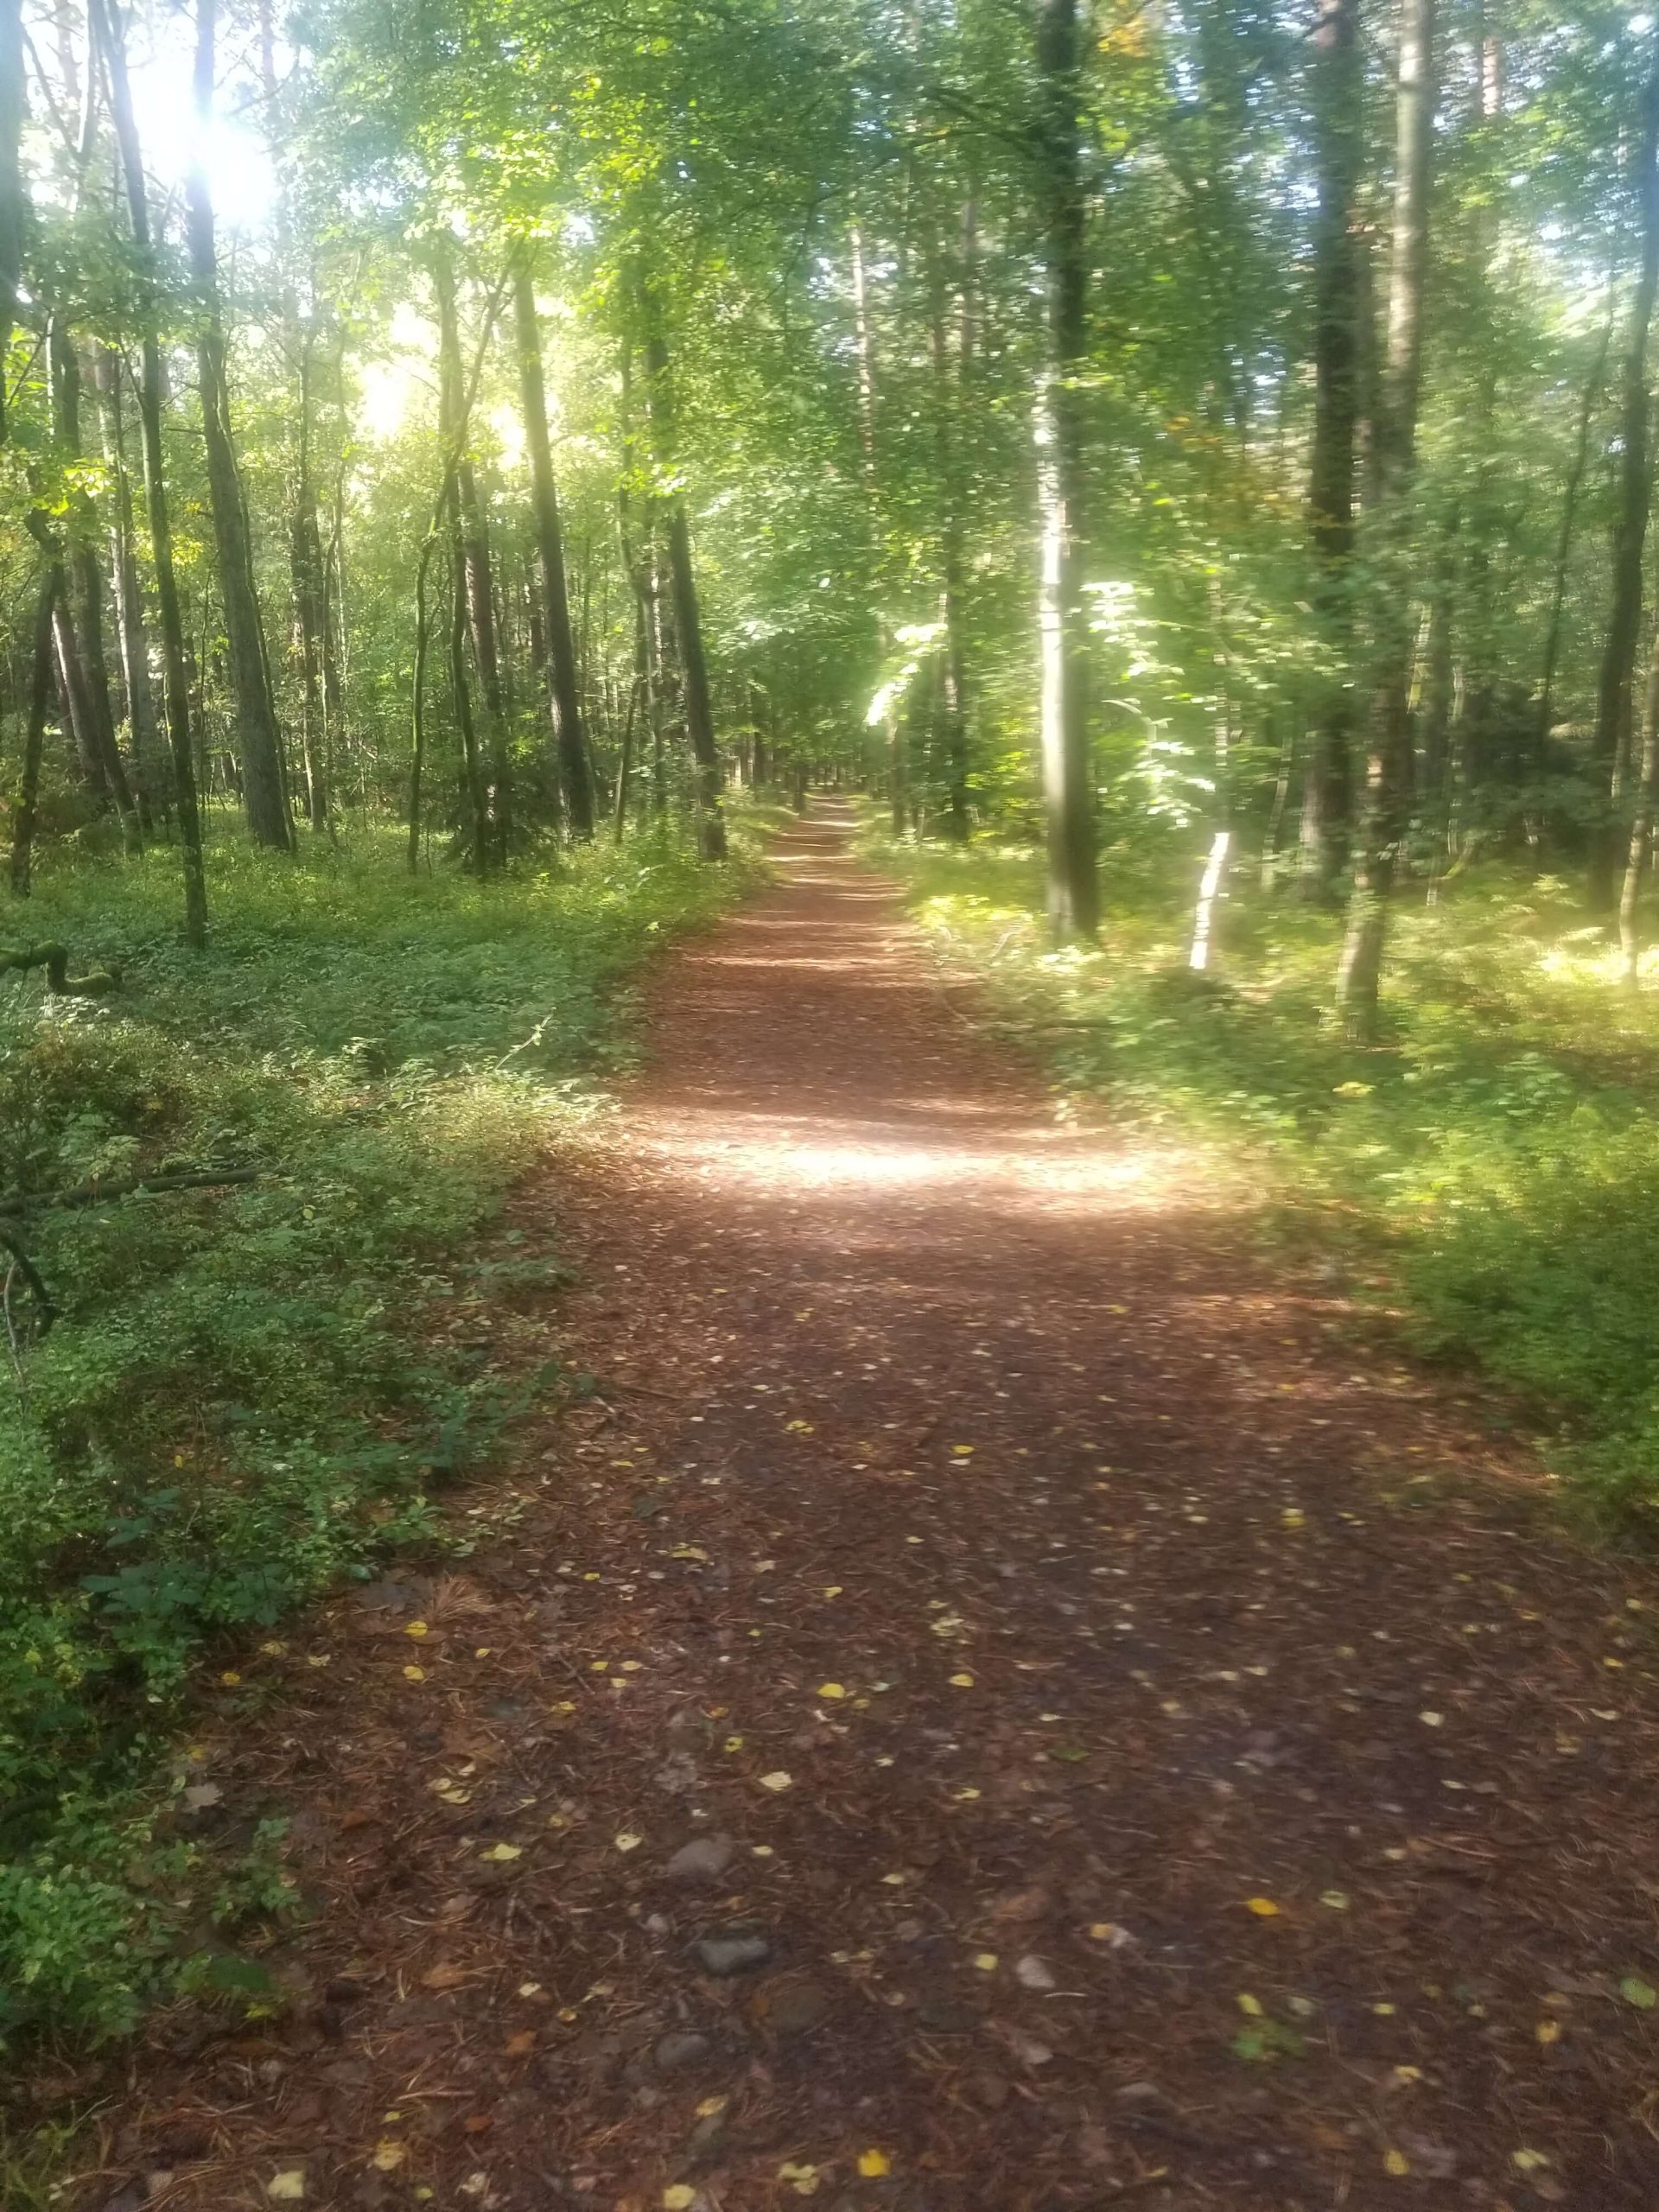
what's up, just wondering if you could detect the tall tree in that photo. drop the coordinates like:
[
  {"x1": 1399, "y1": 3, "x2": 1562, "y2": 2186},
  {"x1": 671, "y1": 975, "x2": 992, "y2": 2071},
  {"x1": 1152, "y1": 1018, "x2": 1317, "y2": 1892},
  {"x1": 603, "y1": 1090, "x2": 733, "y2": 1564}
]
[
  {"x1": 186, "y1": 0, "x2": 291, "y2": 849},
  {"x1": 92, "y1": 0, "x2": 208, "y2": 943},
  {"x1": 1588, "y1": 23, "x2": 1659, "y2": 913},
  {"x1": 513, "y1": 245, "x2": 594, "y2": 838},
  {"x1": 1298, "y1": 0, "x2": 1363, "y2": 898},
  {"x1": 639, "y1": 282, "x2": 727, "y2": 861},
  {"x1": 1335, "y1": 0, "x2": 1438, "y2": 1037},
  {"x1": 0, "y1": 0, "x2": 23, "y2": 444},
  {"x1": 1033, "y1": 0, "x2": 1098, "y2": 941}
]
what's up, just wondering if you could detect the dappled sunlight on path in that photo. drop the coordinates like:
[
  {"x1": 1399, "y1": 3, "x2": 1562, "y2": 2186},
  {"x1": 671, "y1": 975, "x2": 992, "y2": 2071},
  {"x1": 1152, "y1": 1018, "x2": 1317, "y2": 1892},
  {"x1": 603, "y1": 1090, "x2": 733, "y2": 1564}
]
[{"x1": 90, "y1": 802, "x2": 1659, "y2": 2212}]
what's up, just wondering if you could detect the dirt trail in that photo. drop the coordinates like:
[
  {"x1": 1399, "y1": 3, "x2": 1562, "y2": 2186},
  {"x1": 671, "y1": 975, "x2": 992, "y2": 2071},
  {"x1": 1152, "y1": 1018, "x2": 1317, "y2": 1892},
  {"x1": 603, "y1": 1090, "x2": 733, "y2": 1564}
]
[{"x1": 86, "y1": 806, "x2": 1659, "y2": 2210}]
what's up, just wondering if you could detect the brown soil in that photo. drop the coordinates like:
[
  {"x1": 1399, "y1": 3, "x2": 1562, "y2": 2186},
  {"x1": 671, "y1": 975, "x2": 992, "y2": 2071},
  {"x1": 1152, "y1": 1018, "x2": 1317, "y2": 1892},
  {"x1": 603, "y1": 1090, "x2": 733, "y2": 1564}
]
[{"x1": 73, "y1": 806, "x2": 1659, "y2": 2210}]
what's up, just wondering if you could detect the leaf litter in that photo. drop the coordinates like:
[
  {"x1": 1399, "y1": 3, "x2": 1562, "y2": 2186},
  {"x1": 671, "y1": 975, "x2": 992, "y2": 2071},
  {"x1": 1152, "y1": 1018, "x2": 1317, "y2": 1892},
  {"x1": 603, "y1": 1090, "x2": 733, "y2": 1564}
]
[{"x1": 63, "y1": 811, "x2": 1659, "y2": 2210}]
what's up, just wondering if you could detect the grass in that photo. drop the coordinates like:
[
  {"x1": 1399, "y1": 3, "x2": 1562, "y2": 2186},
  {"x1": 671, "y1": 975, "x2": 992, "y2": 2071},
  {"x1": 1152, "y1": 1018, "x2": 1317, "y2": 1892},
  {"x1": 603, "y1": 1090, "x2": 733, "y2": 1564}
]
[
  {"x1": 0, "y1": 814, "x2": 766, "y2": 2049},
  {"x1": 863, "y1": 819, "x2": 1659, "y2": 1527}
]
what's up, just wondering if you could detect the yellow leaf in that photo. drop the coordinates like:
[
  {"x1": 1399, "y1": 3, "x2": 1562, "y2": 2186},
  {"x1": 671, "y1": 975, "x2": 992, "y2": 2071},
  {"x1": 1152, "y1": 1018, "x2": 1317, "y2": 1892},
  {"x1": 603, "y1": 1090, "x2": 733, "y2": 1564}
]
[
  {"x1": 777, "y1": 2164, "x2": 820, "y2": 2196},
  {"x1": 219, "y1": 1670, "x2": 242, "y2": 1688},
  {"x1": 1236, "y1": 1993, "x2": 1262, "y2": 2017},
  {"x1": 405, "y1": 1621, "x2": 429, "y2": 1637},
  {"x1": 723, "y1": 1734, "x2": 745, "y2": 1751},
  {"x1": 949, "y1": 1673, "x2": 976, "y2": 1688},
  {"x1": 403, "y1": 1665, "x2": 426, "y2": 1681},
  {"x1": 823, "y1": 1585, "x2": 843, "y2": 1598},
  {"x1": 480, "y1": 1842, "x2": 523, "y2": 1863},
  {"x1": 759, "y1": 1770, "x2": 793, "y2": 1791},
  {"x1": 663, "y1": 2190, "x2": 698, "y2": 2211},
  {"x1": 1510, "y1": 2151, "x2": 1551, "y2": 2174},
  {"x1": 267, "y1": 2176, "x2": 307, "y2": 2202},
  {"x1": 857, "y1": 2149, "x2": 893, "y2": 2178},
  {"x1": 1383, "y1": 2148, "x2": 1410, "y2": 2177},
  {"x1": 817, "y1": 1682, "x2": 848, "y2": 1700},
  {"x1": 615, "y1": 1832, "x2": 643, "y2": 1853},
  {"x1": 696, "y1": 2095, "x2": 728, "y2": 2119},
  {"x1": 1535, "y1": 2018, "x2": 1561, "y2": 2044},
  {"x1": 371, "y1": 2142, "x2": 406, "y2": 2173},
  {"x1": 972, "y1": 1952, "x2": 999, "y2": 1972},
  {"x1": 1244, "y1": 1897, "x2": 1281, "y2": 1917}
]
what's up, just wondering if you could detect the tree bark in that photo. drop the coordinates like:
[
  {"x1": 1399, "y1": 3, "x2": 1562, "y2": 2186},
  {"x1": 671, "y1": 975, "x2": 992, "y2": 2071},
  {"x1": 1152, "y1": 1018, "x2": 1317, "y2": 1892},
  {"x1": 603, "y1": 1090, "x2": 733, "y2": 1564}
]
[
  {"x1": 513, "y1": 247, "x2": 594, "y2": 837},
  {"x1": 1033, "y1": 0, "x2": 1097, "y2": 940},
  {"x1": 0, "y1": 0, "x2": 23, "y2": 448},
  {"x1": 1536, "y1": 311, "x2": 1613, "y2": 765},
  {"x1": 10, "y1": 573, "x2": 57, "y2": 896},
  {"x1": 1336, "y1": 0, "x2": 1437, "y2": 1039},
  {"x1": 1619, "y1": 620, "x2": 1659, "y2": 983},
  {"x1": 640, "y1": 288, "x2": 726, "y2": 861},
  {"x1": 186, "y1": 0, "x2": 290, "y2": 851},
  {"x1": 431, "y1": 247, "x2": 488, "y2": 872},
  {"x1": 50, "y1": 320, "x2": 140, "y2": 838},
  {"x1": 92, "y1": 0, "x2": 208, "y2": 944},
  {"x1": 94, "y1": 344, "x2": 162, "y2": 823},
  {"x1": 927, "y1": 222, "x2": 970, "y2": 844},
  {"x1": 1590, "y1": 24, "x2": 1659, "y2": 912},
  {"x1": 1299, "y1": 0, "x2": 1363, "y2": 898}
]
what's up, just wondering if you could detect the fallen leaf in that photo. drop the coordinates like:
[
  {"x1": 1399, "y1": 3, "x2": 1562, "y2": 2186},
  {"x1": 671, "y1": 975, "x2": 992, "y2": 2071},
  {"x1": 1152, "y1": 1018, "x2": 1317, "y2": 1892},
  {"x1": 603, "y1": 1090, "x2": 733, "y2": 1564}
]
[
  {"x1": 857, "y1": 2148, "x2": 893, "y2": 2177},
  {"x1": 662, "y1": 2190, "x2": 698, "y2": 2211},
  {"x1": 266, "y1": 2176, "x2": 306, "y2": 2202},
  {"x1": 1383, "y1": 2149, "x2": 1410, "y2": 2177},
  {"x1": 422, "y1": 1962, "x2": 468, "y2": 1990},
  {"x1": 777, "y1": 2163, "x2": 820, "y2": 2196},
  {"x1": 973, "y1": 1953, "x2": 999, "y2": 1972},
  {"x1": 1244, "y1": 1897, "x2": 1281, "y2": 1917},
  {"x1": 759, "y1": 1770, "x2": 793, "y2": 1792},
  {"x1": 817, "y1": 1682, "x2": 848, "y2": 1700},
  {"x1": 479, "y1": 1842, "x2": 522, "y2": 1863},
  {"x1": 1620, "y1": 1974, "x2": 1656, "y2": 2010},
  {"x1": 614, "y1": 1832, "x2": 644, "y2": 1853},
  {"x1": 505, "y1": 2030, "x2": 537, "y2": 2056},
  {"x1": 371, "y1": 2142, "x2": 405, "y2": 2172}
]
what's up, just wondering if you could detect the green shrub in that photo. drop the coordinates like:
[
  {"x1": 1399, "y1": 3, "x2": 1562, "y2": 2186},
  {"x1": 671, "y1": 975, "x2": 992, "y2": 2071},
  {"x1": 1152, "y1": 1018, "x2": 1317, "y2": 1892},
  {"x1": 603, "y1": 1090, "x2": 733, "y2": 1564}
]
[
  {"x1": 0, "y1": 819, "x2": 760, "y2": 2044},
  {"x1": 868, "y1": 828, "x2": 1659, "y2": 1528}
]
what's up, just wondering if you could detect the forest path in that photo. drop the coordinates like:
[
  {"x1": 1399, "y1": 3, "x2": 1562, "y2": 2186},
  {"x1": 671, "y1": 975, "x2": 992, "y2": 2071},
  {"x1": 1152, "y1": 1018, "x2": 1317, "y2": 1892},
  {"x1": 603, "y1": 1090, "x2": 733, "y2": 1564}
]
[{"x1": 96, "y1": 805, "x2": 1659, "y2": 2210}]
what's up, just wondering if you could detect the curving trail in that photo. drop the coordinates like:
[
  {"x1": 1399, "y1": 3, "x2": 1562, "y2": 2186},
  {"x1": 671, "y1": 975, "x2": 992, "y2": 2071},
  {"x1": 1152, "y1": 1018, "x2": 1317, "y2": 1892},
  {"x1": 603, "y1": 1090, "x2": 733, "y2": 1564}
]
[{"x1": 86, "y1": 804, "x2": 1659, "y2": 2209}]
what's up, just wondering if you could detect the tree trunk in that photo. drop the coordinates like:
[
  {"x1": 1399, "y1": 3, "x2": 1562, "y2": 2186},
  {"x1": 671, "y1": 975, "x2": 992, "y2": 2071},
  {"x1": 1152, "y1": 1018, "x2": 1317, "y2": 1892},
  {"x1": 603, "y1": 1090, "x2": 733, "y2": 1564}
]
[
  {"x1": 928, "y1": 225, "x2": 970, "y2": 844},
  {"x1": 1299, "y1": 0, "x2": 1363, "y2": 899},
  {"x1": 94, "y1": 344, "x2": 162, "y2": 823},
  {"x1": 289, "y1": 326, "x2": 330, "y2": 829},
  {"x1": 431, "y1": 249, "x2": 488, "y2": 872},
  {"x1": 186, "y1": 0, "x2": 290, "y2": 851},
  {"x1": 50, "y1": 320, "x2": 140, "y2": 839},
  {"x1": 9, "y1": 573, "x2": 55, "y2": 897},
  {"x1": 1033, "y1": 0, "x2": 1097, "y2": 940},
  {"x1": 1536, "y1": 311, "x2": 1613, "y2": 766},
  {"x1": 0, "y1": 0, "x2": 23, "y2": 448},
  {"x1": 640, "y1": 289, "x2": 726, "y2": 861},
  {"x1": 514, "y1": 249, "x2": 594, "y2": 838},
  {"x1": 93, "y1": 0, "x2": 207, "y2": 944},
  {"x1": 1336, "y1": 0, "x2": 1437, "y2": 1039},
  {"x1": 1619, "y1": 620, "x2": 1659, "y2": 983},
  {"x1": 1590, "y1": 25, "x2": 1659, "y2": 912}
]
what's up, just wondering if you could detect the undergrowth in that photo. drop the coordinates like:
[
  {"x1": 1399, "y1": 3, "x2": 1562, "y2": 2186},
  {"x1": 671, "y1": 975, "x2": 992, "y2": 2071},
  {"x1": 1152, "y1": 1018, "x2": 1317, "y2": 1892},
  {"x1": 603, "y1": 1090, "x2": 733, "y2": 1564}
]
[
  {"x1": 864, "y1": 822, "x2": 1659, "y2": 1529},
  {"x1": 0, "y1": 817, "x2": 760, "y2": 2048}
]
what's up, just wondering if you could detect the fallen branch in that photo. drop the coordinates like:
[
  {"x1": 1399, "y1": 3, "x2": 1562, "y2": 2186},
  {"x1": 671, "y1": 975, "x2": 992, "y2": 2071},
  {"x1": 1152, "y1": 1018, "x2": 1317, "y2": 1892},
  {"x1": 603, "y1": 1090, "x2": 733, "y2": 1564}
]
[
  {"x1": 0, "y1": 943, "x2": 121, "y2": 995},
  {"x1": 0, "y1": 1166, "x2": 258, "y2": 1217}
]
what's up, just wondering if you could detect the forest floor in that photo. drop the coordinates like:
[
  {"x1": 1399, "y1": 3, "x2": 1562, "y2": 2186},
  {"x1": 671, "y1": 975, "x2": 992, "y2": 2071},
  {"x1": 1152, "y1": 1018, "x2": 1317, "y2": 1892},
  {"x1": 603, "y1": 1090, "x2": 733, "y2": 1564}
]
[{"x1": 68, "y1": 804, "x2": 1659, "y2": 2212}]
